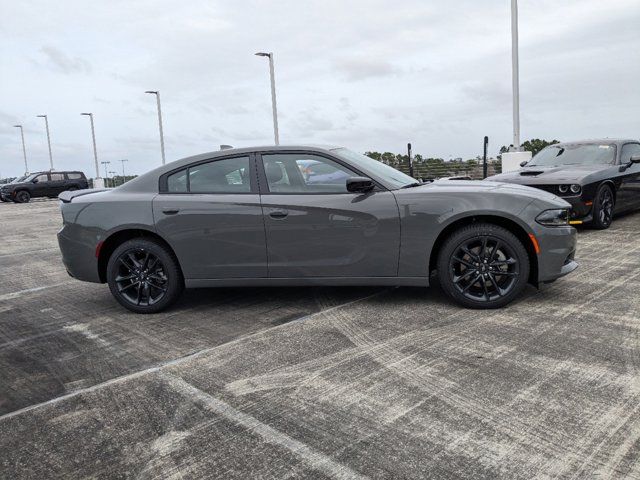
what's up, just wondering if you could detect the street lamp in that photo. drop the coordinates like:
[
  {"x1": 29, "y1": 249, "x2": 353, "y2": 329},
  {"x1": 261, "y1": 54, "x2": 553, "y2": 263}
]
[
  {"x1": 510, "y1": 0, "x2": 521, "y2": 151},
  {"x1": 36, "y1": 115, "x2": 54, "y2": 170},
  {"x1": 145, "y1": 90, "x2": 166, "y2": 165},
  {"x1": 101, "y1": 161, "x2": 111, "y2": 188},
  {"x1": 81, "y1": 113, "x2": 102, "y2": 188},
  {"x1": 255, "y1": 52, "x2": 280, "y2": 145},
  {"x1": 13, "y1": 125, "x2": 28, "y2": 174},
  {"x1": 120, "y1": 158, "x2": 128, "y2": 179}
]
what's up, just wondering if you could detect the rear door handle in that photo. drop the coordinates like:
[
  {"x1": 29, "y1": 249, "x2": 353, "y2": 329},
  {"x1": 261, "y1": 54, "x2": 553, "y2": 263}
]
[
  {"x1": 162, "y1": 208, "x2": 180, "y2": 215},
  {"x1": 268, "y1": 209, "x2": 289, "y2": 219}
]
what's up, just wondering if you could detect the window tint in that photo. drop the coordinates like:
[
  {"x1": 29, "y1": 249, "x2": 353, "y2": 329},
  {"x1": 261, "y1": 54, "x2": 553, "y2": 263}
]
[
  {"x1": 167, "y1": 169, "x2": 188, "y2": 192},
  {"x1": 188, "y1": 157, "x2": 251, "y2": 193},
  {"x1": 50, "y1": 173, "x2": 64, "y2": 181},
  {"x1": 35, "y1": 174, "x2": 49, "y2": 183},
  {"x1": 262, "y1": 154, "x2": 356, "y2": 193},
  {"x1": 67, "y1": 173, "x2": 82, "y2": 179},
  {"x1": 165, "y1": 157, "x2": 251, "y2": 193},
  {"x1": 621, "y1": 144, "x2": 640, "y2": 164}
]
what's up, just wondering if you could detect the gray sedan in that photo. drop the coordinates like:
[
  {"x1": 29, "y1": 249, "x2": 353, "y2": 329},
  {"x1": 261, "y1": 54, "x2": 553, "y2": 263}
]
[{"x1": 57, "y1": 145, "x2": 578, "y2": 313}]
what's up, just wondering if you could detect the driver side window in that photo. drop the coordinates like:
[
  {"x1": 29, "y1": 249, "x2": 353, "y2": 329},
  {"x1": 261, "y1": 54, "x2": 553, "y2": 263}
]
[
  {"x1": 261, "y1": 154, "x2": 356, "y2": 193},
  {"x1": 621, "y1": 144, "x2": 640, "y2": 164},
  {"x1": 35, "y1": 174, "x2": 49, "y2": 183}
]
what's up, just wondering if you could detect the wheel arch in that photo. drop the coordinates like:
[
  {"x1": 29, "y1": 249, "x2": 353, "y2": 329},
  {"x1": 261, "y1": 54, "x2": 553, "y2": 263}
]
[
  {"x1": 428, "y1": 214, "x2": 539, "y2": 285},
  {"x1": 97, "y1": 228, "x2": 182, "y2": 282}
]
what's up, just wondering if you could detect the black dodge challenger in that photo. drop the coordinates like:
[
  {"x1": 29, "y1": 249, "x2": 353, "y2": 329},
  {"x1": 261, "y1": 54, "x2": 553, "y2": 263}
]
[{"x1": 488, "y1": 139, "x2": 640, "y2": 229}]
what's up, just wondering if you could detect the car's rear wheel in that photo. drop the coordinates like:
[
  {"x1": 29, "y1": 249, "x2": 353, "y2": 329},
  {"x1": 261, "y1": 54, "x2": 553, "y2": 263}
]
[
  {"x1": 590, "y1": 184, "x2": 614, "y2": 230},
  {"x1": 107, "y1": 238, "x2": 183, "y2": 314},
  {"x1": 437, "y1": 223, "x2": 530, "y2": 309},
  {"x1": 14, "y1": 191, "x2": 30, "y2": 203}
]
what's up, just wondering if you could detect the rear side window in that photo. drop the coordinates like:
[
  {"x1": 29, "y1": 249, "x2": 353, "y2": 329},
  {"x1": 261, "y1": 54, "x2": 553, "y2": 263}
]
[
  {"x1": 165, "y1": 156, "x2": 251, "y2": 193},
  {"x1": 50, "y1": 173, "x2": 64, "y2": 181},
  {"x1": 67, "y1": 173, "x2": 82, "y2": 179}
]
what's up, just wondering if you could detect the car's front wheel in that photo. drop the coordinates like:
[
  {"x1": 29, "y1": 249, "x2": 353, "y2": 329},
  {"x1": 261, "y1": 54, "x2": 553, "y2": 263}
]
[
  {"x1": 590, "y1": 184, "x2": 614, "y2": 230},
  {"x1": 14, "y1": 191, "x2": 30, "y2": 203},
  {"x1": 107, "y1": 238, "x2": 184, "y2": 313},
  {"x1": 437, "y1": 223, "x2": 530, "y2": 309}
]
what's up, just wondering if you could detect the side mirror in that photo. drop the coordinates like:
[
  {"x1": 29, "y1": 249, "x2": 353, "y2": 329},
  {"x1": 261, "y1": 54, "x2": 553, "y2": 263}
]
[
  {"x1": 32, "y1": 178, "x2": 38, "y2": 183},
  {"x1": 519, "y1": 160, "x2": 529, "y2": 167},
  {"x1": 620, "y1": 155, "x2": 640, "y2": 171},
  {"x1": 630, "y1": 155, "x2": 640, "y2": 164},
  {"x1": 346, "y1": 176, "x2": 375, "y2": 193}
]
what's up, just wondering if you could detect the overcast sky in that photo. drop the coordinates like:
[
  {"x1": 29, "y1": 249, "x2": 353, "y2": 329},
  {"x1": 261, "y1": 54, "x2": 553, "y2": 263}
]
[{"x1": 1, "y1": 0, "x2": 639, "y2": 177}]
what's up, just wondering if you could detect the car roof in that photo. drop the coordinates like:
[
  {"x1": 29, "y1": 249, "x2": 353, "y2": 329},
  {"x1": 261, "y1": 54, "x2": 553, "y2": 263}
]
[{"x1": 553, "y1": 139, "x2": 638, "y2": 147}]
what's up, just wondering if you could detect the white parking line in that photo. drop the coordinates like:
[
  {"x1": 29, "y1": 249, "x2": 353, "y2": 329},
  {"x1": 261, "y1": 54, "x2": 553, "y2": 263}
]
[
  {"x1": 0, "y1": 281, "x2": 74, "y2": 302},
  {"x1": 164, "y1": 373, "x2": 369, "y2": 480}
]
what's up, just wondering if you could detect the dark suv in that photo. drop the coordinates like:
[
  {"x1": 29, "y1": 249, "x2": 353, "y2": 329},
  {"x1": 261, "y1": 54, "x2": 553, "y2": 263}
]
[{"x1": 0, "y1": 171, "x2": 88, "y2": 203}]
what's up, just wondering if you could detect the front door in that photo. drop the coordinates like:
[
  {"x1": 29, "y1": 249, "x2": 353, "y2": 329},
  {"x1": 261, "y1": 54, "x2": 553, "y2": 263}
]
[
  {"x1": 617, "y1": 143, "x2": 640, "y2": 213},
  {"x1": 31, "y1": 173, "x2": 50, "y2": 197},
  {"x1": 153, "y1": 154, "x2": 267, "y2": 279},
  {"x1": 257, "y1": 152, "x2": 400, "y2": 278}
]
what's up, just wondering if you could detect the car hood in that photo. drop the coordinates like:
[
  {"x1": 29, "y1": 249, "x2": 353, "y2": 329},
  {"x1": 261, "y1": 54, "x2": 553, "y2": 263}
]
[
  {"x1": 1, "y1": 182, "x2": 27, "y2": 190},
  {"x1": 488, "y1": 164, "x2": 607, "y2": 184},
  {"x1": 409, "y1": 180, "x2": 561, "y2": 202}
]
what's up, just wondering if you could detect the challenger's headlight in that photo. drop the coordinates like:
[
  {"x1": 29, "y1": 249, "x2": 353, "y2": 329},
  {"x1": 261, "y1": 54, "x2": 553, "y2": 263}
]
[
  {"x1": 558, "y1": 185, "x2": 569, "y2": 194},
  {"x1": 536, "y1": 209, "x2": 569, "y2": 226},
  {"x1": 570, "y1": 184, "x2": 581, "y2": 194}
]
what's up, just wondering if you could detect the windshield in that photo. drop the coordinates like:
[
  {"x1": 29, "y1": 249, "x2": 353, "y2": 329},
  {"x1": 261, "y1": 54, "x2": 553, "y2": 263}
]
[
  {"x1": 8, "y1": 175, "x2": 27, "y2": 184},
  {"x1": 529, "y1": 144, "x2": 616, "y2": 167},
  {"x1": 332, "y1": 148, "x2": 416, "y2": 189}
]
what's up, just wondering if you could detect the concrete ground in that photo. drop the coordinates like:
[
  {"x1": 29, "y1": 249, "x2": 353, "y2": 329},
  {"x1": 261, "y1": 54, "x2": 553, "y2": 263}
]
[{"x1": 1, "y1": 199, "x2": 639, "y2": 479}]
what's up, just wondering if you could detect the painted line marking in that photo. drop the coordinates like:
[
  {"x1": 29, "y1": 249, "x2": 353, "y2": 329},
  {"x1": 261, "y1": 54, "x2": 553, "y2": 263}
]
[
  {"x1": 0, "y1": 282, "x2": 74, "y2": 302},
  {"x1": 164, "y1": 373, "x2": 370, "y2": 480}
]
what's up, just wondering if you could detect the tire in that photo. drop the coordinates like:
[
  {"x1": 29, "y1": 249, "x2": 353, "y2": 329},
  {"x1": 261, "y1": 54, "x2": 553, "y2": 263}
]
[
  {"x1": 107, "y1": 238, "x2": 184, "y2": 314},
  {"x1": 590, "y1": 184, "x2": 614, "y2": 230},
  {"x1": 14, "y1": 190, "x2": 30, "y2": 203},
  {"x1": 437, "y1": 223, "x2": 530, "y2": 309}
]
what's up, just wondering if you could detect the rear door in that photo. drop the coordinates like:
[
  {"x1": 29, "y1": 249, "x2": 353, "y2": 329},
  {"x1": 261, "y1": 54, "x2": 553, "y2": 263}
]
[
  {"x1": 257, "y1": 151, "x2": 400, "y2": 278},
  {"x1": 617, "y1": 143, "x2": 640, "y2": 212},
  {"x1": 49, "y1": 172, "x2": 67, "y2": 196},
  {"x1": 153, "y1": 154, "x2": 267, "y2": 280}
]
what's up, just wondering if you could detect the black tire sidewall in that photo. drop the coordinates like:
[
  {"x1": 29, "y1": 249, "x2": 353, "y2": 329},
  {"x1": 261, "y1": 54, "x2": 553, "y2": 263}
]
[
  {"x1": 590, "y1": 184, "x2": 614, "y2": 230},
  {"x1": 106, "y1": 238, "x2": 183, "y2": 314},
  {"x1": 16, "y1": 191, "x2": 30, "y2": 203},
  {"x1": 437, "y1": 223, "x2": 530, "y2": 309}
]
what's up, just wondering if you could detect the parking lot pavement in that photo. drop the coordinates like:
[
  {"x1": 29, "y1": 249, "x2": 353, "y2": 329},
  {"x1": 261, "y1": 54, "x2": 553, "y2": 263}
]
[{"x1": 1, "y1": 200, "x2": 639, "y2": 479}]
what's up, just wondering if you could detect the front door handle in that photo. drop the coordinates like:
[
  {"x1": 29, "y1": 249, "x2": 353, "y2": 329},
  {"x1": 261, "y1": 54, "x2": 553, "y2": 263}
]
[
  {"x1": 162, "y1": 208, "x2": 180, "y2": 215},
  {"x1": 269, "y1": 209, "x2": 289, "y2": 219}
]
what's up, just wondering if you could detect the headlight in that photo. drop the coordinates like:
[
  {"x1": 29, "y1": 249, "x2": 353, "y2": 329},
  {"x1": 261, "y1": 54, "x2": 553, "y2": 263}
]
[
  {"x1": 570, "y1": 184, "x2": 581, "y2": 194},
  {"x1": 536, "y1": 209, "x2": 569, "y2": 226},
  {"x1": 558, "y1": 185, "x2": 569, "y2": 194}
]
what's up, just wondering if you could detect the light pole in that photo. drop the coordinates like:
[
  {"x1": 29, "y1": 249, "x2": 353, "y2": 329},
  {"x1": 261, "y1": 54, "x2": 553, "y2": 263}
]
[
  {"x1": 101, "y1": 161, "x2": 111, "y2": 188},
  {"x1": 255, "y1": 52, "x2": 280, "y2": 145},
  {"x1": 145, "y1": 91, "x2": 166, "y2": 165},
  {"x1": 13, "y1": 125, "x2": 29, "y2": 174},
  {"x1": 36, "y1": 115, "x2": 54, "y2": 170},
  {"x1": 120, "y1": 158, "x2": 128, "y2": 179},
  {"x1": 81, "y1": 113, "x2": 102, "y2": 188},
  {"x1": 510, "y1": 0, "x2": 521, "y2": 151}
]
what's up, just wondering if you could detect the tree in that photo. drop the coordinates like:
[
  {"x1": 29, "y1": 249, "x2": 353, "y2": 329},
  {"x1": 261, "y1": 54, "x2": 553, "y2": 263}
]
[{"x1": 499, "y1": 138, "x2": 560, "y2": 157}]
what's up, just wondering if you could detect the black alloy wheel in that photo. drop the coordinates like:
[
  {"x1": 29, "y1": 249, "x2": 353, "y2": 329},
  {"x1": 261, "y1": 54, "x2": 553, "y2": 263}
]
[
  {"x1": 591, "y1": 184, "x2": 614, "y2": 230},
  {"x1": 107, "y1": 238, "x2": 183, "y2": 313},
  {"x1": 15, "y1": 191, "x2": 30, "y2": 203},
  {"x1": 437, "y1": 223, "x2": 529, "y2": 309}
]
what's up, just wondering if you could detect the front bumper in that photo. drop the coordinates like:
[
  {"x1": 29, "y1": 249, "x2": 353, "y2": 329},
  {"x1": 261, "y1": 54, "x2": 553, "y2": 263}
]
[{"x1": 533, "y1": 224, "x2": 578, "y2": 283}]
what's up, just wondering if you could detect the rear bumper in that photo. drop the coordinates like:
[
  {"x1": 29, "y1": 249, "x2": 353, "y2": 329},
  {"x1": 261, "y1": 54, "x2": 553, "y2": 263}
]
[
  {"x1": 534, "y1": 225, "x2": 578, "y2": 283},
  {"x1": 57, "y1": 225, "x2": 102, "y2": 283}
]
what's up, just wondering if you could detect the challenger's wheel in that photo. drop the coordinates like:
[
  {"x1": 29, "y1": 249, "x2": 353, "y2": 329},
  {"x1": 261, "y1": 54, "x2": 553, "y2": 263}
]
[
  {"x1": 107, "y1": 238, "x2": 183, "y2": 314},
  {"x1": 437, "y1": 223, "x2": 530, "y2": 309},
  {"x1": 591, "y1": 184, "x2": 614, "y2": 230},
  {"x1": 14, "y1": 191, "x2": 30, "y2": 203}
]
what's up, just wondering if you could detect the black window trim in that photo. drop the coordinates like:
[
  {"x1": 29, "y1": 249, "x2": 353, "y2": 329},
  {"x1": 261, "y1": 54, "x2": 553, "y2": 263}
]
[
  {"x1": 255, "y1": 150, "x2": 387, "y2": 195},
  {"x1": 158, "y1": 153, "x2": 258, "y2": 195}
]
